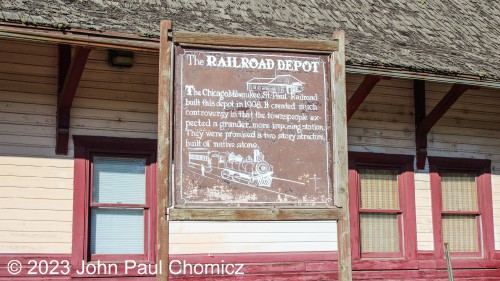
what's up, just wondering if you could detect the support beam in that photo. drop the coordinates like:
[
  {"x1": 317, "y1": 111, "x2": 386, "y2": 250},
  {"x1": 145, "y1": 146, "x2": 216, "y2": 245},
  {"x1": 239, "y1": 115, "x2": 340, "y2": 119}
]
[
  {"x1": 414, "y1": 83, "x2": 479, "y2": 169},
  {"x1": 414, "y1": 80, "x2": 427, "y2": 169},
  {"x1": 347, "y1": 75, "x2": 390, "y2": 121},
  {"x1": 56, "y1": 45, "x2": 91, "y2": 155},
  {"x1": 156, "y1": 20, "x2": 172, "y2": 281}
]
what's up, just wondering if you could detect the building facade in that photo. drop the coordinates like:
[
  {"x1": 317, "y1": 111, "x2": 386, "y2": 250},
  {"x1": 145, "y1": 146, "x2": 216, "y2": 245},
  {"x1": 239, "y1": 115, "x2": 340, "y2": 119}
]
[{"x1": 0, "y1": 1, "x2": 499, "y2": 280}]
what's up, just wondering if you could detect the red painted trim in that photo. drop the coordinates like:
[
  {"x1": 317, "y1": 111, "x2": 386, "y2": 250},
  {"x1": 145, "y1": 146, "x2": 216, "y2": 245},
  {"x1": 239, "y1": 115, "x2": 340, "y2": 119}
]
[
  {"x1": 72, "y1": 136, "x2": 157, "y2": 277},
  {"x1": 418, "y1": 250, "x2": 435, "y2": 260},
  {"x1": 56, "y1": 46, "x2": 92, "y2": 155},
  {"x1": 348, "y1": 152, "x2": 417, "y2": 268},
  {"x1": 429, "y1": 157, "x2": 494, "y2": 260},
  {"x1": 494, "y1": 251, "x2": 500, "y2": 260},
  {"x1": 1, "y1": 252, "x2": 499, "y2": 280}
]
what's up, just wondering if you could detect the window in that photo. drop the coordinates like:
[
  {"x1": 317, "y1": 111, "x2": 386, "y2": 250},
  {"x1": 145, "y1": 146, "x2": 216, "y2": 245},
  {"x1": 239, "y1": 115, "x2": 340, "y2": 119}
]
[
  {"x1": 349, "y1": 152, "x2": 416, "y2": 261},
  {"x1": 72, "y1": 136, "x2": 157, "y2": 268},
  {"x1": 429, "y1": 157, "x2": 494, "y2": 259}
]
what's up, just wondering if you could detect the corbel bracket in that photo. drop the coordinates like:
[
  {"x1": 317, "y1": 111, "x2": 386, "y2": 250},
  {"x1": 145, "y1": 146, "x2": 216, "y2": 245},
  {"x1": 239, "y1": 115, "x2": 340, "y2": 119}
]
[
  {"x1": 347, "y1": 75, "x2": 390, "y2": 121},
  {"x1": 414, "y1": 82, "x2": 479, "y2": 169},
  {"x1": 56, "y1": 44, "x2": 91, "y2": 155}
]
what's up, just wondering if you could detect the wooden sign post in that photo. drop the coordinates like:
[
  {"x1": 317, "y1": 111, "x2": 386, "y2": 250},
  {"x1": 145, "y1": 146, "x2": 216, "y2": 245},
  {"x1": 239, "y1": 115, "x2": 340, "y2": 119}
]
[{"x1": 158, "y1": 20, "x2": 351, "y2": 280}]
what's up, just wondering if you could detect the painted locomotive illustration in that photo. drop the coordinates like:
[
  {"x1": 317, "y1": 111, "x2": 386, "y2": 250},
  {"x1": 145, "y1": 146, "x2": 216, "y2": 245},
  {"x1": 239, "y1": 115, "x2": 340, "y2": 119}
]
[{"x1": 188, "y1": 148, "x2": 273, "y2": 187}]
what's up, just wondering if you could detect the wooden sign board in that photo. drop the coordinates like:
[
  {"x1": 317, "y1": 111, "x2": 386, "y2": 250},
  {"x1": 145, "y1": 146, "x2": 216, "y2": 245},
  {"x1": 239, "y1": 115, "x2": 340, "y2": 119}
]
[
  {"x1": 157, "y1": 21, "x2": 351, "y2": 281},
  {"x1": 174, "y1": 47, "x2": 333, "y2": 208}
]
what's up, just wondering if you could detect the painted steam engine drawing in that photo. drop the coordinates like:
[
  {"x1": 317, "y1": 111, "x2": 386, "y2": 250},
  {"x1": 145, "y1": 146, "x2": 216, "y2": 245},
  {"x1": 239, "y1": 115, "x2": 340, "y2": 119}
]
[{"x1": 188, "y1": 148, "x2": 274, "y2": 187}]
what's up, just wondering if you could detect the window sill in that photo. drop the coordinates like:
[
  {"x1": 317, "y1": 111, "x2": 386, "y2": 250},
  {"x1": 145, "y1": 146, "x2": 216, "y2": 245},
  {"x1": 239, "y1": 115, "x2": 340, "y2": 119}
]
[{"x1": 352, "y1": 259, "x2": 418, "y2": 270}]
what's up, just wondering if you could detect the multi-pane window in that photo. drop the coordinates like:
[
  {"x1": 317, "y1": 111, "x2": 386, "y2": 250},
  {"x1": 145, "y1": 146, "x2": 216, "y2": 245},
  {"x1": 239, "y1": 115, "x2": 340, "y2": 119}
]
[
  {"x1": 349, "y1": 153, "x2": 416, "y2": 261},
  {"x1": 440, "y1": 172, "x2": 480, "y2": 253},
  {"x1": 429, "y1": 157, "x2": 494, "y2": 259},
  {"x1": 359, "y1": 169, "x2": 401, "y2": 255},
  {"x1": 90, "y1": 156, "x2": 148, "y2": 256},
  {"x1": 72, "y1": 136, "x2": 157, "y2": 265}
]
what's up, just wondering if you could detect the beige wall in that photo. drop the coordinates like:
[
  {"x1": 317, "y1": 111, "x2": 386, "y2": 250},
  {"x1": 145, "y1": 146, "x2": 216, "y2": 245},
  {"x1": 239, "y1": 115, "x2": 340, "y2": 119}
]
[
  {"x1": 346, "y1": 75, "x2": 500, "y2": 251},
  {"x1": 425, "y1": 83, "x2": 500, "y2": 250},
  {"x1": 0, "y1": 39, "x2": 498, "y2": 254},
  {"x1": 0, "y1": 39, "x2": 157, "y2": 253}
]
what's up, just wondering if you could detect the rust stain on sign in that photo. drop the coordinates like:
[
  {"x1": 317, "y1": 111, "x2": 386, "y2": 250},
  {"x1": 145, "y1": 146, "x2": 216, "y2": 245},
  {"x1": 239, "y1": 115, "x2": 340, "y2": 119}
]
[{"x1": 174, "y1": 46, "x2": 333, "y2": 207}]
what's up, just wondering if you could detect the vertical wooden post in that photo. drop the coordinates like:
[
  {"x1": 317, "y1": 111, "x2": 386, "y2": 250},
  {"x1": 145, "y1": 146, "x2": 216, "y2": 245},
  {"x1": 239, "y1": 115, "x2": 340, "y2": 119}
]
[
  {"x1": 332, "y1": 30, "x2": 352, "y2": 281},
  {"x1": 413, "y1": 80, "x2": 427, "y2": 169},
  {"x1": 157, "y1": 20, "x2": 172, "y2": 281}
]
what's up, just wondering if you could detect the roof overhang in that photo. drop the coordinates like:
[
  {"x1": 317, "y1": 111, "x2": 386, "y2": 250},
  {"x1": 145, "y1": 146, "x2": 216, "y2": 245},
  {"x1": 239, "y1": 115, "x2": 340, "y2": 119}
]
[{"x1": 1, "y1": 22, "x2": 499, "y2": 89}]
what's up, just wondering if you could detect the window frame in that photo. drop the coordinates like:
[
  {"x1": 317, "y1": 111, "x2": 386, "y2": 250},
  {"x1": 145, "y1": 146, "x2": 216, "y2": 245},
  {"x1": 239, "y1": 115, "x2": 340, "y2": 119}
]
[
  {"x1": 72, "y1": 136, "x2": 157, "y2": 271},
  {"x1": 349, "y1": 152, "x2": 417, "y2": 262},
  {"x1": 429, "y1": 156, "x2": 494, "y2": 260}
]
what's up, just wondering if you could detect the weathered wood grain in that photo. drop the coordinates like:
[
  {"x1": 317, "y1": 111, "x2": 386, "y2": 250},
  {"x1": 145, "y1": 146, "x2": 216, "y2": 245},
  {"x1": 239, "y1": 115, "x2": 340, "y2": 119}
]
[
  {"x1": 174, "y1": 31, "x2": 338, "y2": 52},
  {"x1": 170, "y1": 208, "x2": 343, "y2": 221},
  {"x1": 332, "y1": 30, "x2": 352, "y2": 281},
  {"x1": 156, "y1": 20, "x2": 172, "y2": 281}
]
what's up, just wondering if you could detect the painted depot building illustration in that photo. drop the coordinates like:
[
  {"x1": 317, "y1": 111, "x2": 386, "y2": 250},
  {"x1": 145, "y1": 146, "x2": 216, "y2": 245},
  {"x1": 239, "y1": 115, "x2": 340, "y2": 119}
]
[
  {"x1": 0, "y1": 1, "x2": 499, "y2": 281},
  {"x1": 246, "y1": 75, "x2": 305, "y2": 95}
]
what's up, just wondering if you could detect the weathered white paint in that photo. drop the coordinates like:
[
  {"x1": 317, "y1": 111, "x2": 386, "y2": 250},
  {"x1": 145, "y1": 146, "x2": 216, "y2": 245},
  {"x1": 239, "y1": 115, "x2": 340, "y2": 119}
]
[
  {"x1": 347, "y1": 75, "x2": 500, "y2": 252},
  {"x1": 414, "y1": 171, "x2": 434, "y2": 251},
  {"x1": 1, "y1": 40, "x2": 498, "y2": 255},
  {"x1": 169, "y1": 221, "x2": 338, "y2": 254},
  {"x1": 346, "y1": 75, "x2": 436, "y2": 250},
  {"x1": 425, "y1": 83, "x2": 500, "y2": 251},
  {"x1": 0, "y1": 39, "x2": 158, "y2": 253},
  {"x1": 0, "y1": 39, "x2": 338, "y2": 254}
]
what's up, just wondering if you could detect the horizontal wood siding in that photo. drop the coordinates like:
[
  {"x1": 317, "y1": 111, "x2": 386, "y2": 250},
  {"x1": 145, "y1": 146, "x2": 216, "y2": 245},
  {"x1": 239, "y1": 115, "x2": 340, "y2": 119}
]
[
  {"x1": 1, "y1": 38, "x2": 498, "y2": 258},
  {"x1": 0, "y1": 39, "x2": 157, "y2": 253},
  {"x1": 346, "y1": 74, "x2": 436, "y2": 250},
  {"x1": 169, "y1": 221, "x2": 337, "y2": 254},
  {"x1": 0, "y1": 39, "x2": 338, "y2": 255},
  {"x1": 414, "y1": 172, "x2": 434, "y2": 250},
  {"x1": 425, "y1": 82, "x2": 500, "y2": 251},
  {"x1": 347, "y1": 75, "x2": 415, "y2": 155},
  {"x1": 347, "y1": 75, "x2": 500, "y2": 252}
]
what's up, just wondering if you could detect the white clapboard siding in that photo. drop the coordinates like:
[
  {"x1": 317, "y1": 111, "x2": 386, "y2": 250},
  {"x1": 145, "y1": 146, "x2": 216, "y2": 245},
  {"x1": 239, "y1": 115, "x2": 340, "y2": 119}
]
[
  {"x1": 169, "y1": 221, "x2": 337, "y2": 254},
  {"x1": 0, "y1": 39, "x2": 339, "y2": 256},
  {"x1": 347, "y1": 75, "x2": 500, "y2": 252},
  {"x1": 425, "y1": 81, "x2": 500, "y2": 250},
  {"x1": 0, "y1": 39, "x2": 159, "y2": 253},
  {"x1": 2, "y1": 38, "x2": 498, "y2": 256},
  {"x1": 347, "y1": 74, "x2": 429, "y2": 248},
  {"x1": 414, "y1": 172, "x2": 434, "y2": 250},
  {"x1": 347, "y1": 74, "x2": 415, "y2": 156}
]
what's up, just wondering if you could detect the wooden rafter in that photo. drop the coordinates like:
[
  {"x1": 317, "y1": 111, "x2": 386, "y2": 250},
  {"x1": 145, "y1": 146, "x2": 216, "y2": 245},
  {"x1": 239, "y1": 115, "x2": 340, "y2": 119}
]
[
  {"x1": 56, "y1": 45, "x2": 91, "y2": 155},
  {"x1": 347, "y1": 75, "x2": 390, "y2": 121},
  {"x1": 414, "y1": 82, "x2": 479, "y2": 169}
]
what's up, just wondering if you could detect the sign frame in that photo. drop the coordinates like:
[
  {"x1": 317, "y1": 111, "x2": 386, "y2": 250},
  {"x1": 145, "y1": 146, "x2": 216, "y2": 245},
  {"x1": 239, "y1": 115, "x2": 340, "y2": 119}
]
[{"x1": 157, "y1": 20, "x2": 351, "y2": 280}]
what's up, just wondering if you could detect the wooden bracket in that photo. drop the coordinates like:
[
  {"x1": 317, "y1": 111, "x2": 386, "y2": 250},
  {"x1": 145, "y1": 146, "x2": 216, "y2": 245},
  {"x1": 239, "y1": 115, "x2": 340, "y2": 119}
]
[
  {"x1": 56, "y1": 45, "x2": 91, "y2": 155},
  {"x1": 414, "y1": 82, "x2": 480, "y2": 169},
  {"x1": 347, "y1": 75, "x2": 390, "y2": 121}
]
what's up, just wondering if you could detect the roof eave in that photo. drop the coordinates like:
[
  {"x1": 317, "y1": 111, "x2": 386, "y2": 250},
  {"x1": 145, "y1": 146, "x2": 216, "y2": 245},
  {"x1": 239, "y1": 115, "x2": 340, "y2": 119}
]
[{"x1": 0, "y1": 22, "x2": 498, "y2": 89}]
